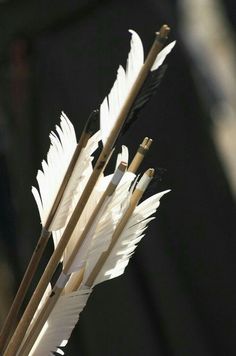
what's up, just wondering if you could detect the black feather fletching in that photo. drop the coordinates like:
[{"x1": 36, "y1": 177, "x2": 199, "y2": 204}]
[{"x1": 121, "y1": 64, "x2": 167, "y2": 135}]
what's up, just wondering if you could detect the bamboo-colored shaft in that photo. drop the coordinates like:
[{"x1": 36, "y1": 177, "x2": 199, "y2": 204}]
[
  {"x1": 4, "y1": 26, "x2": 169, "y2": 356},
  {"x1": 19, "y1": 163, "x2": 126, "y2": 355},
  {"x1": 0, "y1": 130, "x2": 90, "y2": 354},
  {"x1": 66, "y1": 269, "x2": 84, "y2": 293},
  {"x1": 85, "y1": 168, "x2": 154, "y2": 287},
  {"x1": 128, "y1": 137, "x2": 153, "y2": 173}
]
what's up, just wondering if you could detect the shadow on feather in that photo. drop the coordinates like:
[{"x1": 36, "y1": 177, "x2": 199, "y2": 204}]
[{"x1": 121, "y1": 64, "x2": 168, "y2": 134}]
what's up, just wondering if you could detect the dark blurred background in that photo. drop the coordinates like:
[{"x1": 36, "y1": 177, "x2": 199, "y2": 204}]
[{"x1": 0, "y1": 0, "x2": 236, "y2": 355}]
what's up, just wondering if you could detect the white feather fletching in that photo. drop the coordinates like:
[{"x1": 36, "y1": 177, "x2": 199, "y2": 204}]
[
  {"x1": 32, "y1": 113, "x2": 101, "y2": 231},
  {"x1": 91, "y1": 190, "x2": 170, "y2": 285},
  {"x1": 115, "y1": 145, "x2": 129, "y2": 169},
  {"x1": 151, "y1": 40, "x2": 176, "y2": 71},
  {"x1": 100, "y1": 30, "x2": 144, "y2": 145},
  {"x1": 32, "y1": 112, "x2": 77, "y2": 230},
  {"x1": 50, "y1": 130, "x2": 101, "y2": 231},
  {"x1": 51, "y1": 130, "x2": 101, "y2": 251},
  {"x1": 29, "y1": 287, "x2": 92, "y2": 356}
]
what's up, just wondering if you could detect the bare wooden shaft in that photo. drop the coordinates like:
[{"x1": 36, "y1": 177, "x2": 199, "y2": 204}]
[
  {"x1": 64, "y1": 271, "x2": 81, "y2": 294},
  {"x1": 67, "y1": 269, "x2": 84, "y2": 293},
  {"x1": 85, "y1": 188, "x2": 144, "y2": 288},
  {"x1": 72, "y1": 268, "x2": 84, "y2": 292},
  {"x1": 130, "y1": 151, "x2": 145, "y2": 172},
  {"x1": 128, "y1": 137, "x2": 153, "y2": 173},
  {"x1": 0, "y1": 229, "x2": 50, "y2": 353}
]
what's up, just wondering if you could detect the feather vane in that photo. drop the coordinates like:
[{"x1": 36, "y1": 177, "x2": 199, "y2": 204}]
[
  {"x1": 89, "y1": 190, "x2": 170, "y2": 285},
  {"x1": 32, "y1": 113, "x2": 101, "y2": 231},
  {"x1": 32, "y1": 112, "x2": 76, "y2": 230},
  {"x1": 29, "y1": 287, "x2": 92, "y2": 356},
  {"x1": 100, "y1": 30, "x2": 144, "y2": 145},
  {"x1": 151, "y1": 40, "x2": 176, "y2": 71}
]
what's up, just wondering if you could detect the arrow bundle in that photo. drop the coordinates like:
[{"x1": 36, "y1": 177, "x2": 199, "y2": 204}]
[{"x1": 1, "y1": 25, "x2": 175, "y2": 355}]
